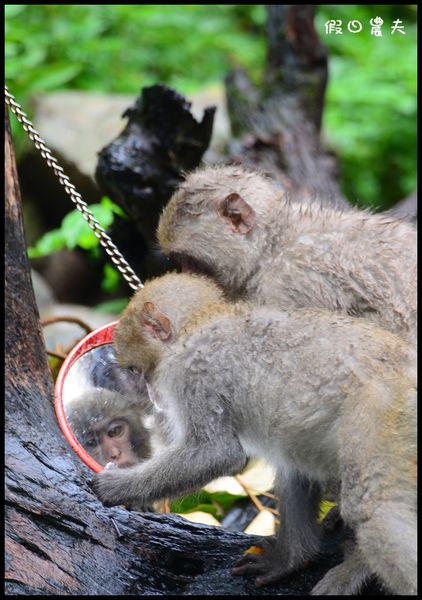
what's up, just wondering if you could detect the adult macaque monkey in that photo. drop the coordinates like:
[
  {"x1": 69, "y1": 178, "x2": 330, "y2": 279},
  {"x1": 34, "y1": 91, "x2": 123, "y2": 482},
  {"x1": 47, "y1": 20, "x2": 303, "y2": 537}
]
[
  {"x1": 92, "y1": 273, "x2": 416, "y2": 595},
  {"x1": 156, "y1": 164, "x2": 417, "y2": 579},
  {"x1": 157, "y1": 165, "x2": 416, "y2": 344}
]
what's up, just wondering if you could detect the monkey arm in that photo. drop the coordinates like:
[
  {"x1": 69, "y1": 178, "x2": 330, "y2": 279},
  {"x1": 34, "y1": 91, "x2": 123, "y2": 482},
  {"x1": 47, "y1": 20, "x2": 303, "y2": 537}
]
[
  {"x1": 232, "y1": 470, "x2": 322, "y2": 586},
  {"x1": 92, "y1": 428, "x2": 248, "y2": 508}
]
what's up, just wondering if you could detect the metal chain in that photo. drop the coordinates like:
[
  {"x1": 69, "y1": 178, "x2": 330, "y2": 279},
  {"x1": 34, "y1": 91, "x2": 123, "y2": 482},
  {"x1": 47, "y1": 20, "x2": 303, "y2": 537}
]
[{"x1": 4, "y1": 85, "x2": 143, "y2": 290}]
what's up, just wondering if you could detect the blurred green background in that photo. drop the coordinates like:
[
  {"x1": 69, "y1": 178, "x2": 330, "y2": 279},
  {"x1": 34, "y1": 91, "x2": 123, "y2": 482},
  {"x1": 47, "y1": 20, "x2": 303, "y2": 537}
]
[{"x1": 5, "y1": 4, "x2": 417, "y2": 209}]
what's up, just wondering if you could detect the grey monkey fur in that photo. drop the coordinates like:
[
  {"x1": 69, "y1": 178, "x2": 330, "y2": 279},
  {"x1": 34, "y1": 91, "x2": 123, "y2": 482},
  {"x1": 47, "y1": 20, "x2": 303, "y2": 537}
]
[
  {"x1": 158, "y1": 165, "x2": 416, "y2": 343},
  {"x1": 93, "y1": 272, "x2": 417, "y2": 595},
  {"x1": 156, "y1": 164, "x2": 417, "y2": 585}
]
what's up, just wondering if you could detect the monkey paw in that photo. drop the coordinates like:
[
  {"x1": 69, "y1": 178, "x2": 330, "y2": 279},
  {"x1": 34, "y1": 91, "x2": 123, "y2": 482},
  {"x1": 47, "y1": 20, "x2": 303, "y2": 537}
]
[
  {"x1": 321, "y1": 505, "x2": 344, "y2": 533},
  {"x1": 91, "y1": 469, "x2": 130, "y2": 507},
  {"x1": 232, "y1": 537, "x2": 299, "y2": 587}
]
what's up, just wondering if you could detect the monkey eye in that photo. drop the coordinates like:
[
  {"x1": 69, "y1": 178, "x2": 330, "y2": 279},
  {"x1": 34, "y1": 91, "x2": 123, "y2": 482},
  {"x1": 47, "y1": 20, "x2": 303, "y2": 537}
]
[
  {"x1": 85, "y1": 434, "x2": 98, "y2": 448},
  {"x1": 107, "y1": 420, "x2": 126, "y2": 438},
  {"x1": 109, "y1": 426, "x2": 123, "y2": 437}
]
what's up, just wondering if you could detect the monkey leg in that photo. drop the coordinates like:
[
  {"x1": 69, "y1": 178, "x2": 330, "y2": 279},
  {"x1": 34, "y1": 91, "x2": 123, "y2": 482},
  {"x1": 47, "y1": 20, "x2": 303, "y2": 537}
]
[
  {"x1": 356, "y1": 504, "x2": 417, "y2": 595},
  {"x1": 232, "y1": 470, "x2": 322, "y2": 587},
  {"x1": 310, "y1": 547, "x2": 372, "y2": 595},
  {"x1": 92, "y1": 431, "x2": 248, "y2": 508}
]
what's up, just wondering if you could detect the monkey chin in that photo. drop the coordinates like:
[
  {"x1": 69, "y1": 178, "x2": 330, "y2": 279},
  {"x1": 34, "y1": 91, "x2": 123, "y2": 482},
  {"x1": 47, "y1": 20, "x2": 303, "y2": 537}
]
[
  {"x1": 103, "y1": 459, "x2": 141, "y2": 470},
  {"x1": 117, "y1": 459, "x2": 142, "y2": 469},
  {"x1": 170, "y1": 252, "x2": 215, "y2": 279}
]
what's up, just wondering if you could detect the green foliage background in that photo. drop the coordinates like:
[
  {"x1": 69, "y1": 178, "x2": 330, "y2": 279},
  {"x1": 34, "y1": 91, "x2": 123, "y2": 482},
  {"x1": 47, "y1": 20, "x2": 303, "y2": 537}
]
[{"x1": 5, "y1": 4, "x2": 417, "y2": 209}]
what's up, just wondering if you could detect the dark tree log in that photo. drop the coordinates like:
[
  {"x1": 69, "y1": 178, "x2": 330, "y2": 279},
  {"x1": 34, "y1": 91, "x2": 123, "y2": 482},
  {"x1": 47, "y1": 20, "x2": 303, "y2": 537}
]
[
  {"x1": 225, "y1": 5, "x2": 348, "y2": 208},
  {"x1": 266, "y1": 5, "x2": 328, "y2": 134},
  {"x1": 95, "y1": 84, "x2": 216, "y2": 282},
  {"x1": 6, "y1": 107, "x2": 374, "y2": 595}
]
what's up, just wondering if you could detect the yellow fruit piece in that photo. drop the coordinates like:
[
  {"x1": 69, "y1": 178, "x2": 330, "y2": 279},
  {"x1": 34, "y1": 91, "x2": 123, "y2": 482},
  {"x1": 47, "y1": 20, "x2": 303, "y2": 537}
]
[{"x1": 243, "y1": 545, "x2": 265, "y2": 556}]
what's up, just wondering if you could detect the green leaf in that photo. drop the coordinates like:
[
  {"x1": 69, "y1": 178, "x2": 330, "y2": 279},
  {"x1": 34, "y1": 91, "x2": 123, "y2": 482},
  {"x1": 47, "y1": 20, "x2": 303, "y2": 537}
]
[
  {"x1": 89, "y1": 245, "x2": 101, "y2": 260},
  {"x1": 318, "y1": 500, "x2": 336, "y2": 524},
  {"x1": 170, "y1": 491, "x2": 214, "y2": 514},
  {"x1": 100, "y1": 196, "x2": 127, "y2": 219},
  {"x1": 61, "y1": 210, "x2": 97, "y2": 250},
  {"x1": 60, "y1": 199, "x2": 116, "y2": 250},
  {"x1": 26, "y1": 63, "x2": 82, "y2": 91},
  {"x1": 34, "y1": 62, "x2": 81, "y2": 91},
  {"x1": 184, "y1": 504, "x2": 220, "y2": 519},
  {"x1": 27, "y1": 197, "x2": 119, "y2": 259},
  {"x1": 101, "y1": 263, "x2": 120, "y2": 293},
  {"x1": 170, "y1": 489, "x2": 246, "y2": 520},
  {"x1": 207, "y1": 491, "x2": 245, "y2": 513},
  {"x1": 27, "y1": 229, "x2": 66, "y2": 258}
]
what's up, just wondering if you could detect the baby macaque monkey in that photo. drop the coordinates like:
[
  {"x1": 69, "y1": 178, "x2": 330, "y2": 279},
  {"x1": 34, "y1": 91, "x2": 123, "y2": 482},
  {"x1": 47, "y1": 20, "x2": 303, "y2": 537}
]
[
  {"x1": 92, "y1": 273, "x2": 416, "y2": 595},
  {"x1": 67, "y1": 388, "x2": 152, "y2": 468},
  {"x1": 157, "y1": 165, "x2": 416, "y2": 343}
]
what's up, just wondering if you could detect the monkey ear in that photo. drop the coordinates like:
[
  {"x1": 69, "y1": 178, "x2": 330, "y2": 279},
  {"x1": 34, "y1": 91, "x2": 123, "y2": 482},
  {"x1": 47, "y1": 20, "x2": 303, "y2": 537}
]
[
  {"x1": 218, "y1": 193, "x2": 256, "y2": 234},
  {"x1": 140, "y1": 302, "x2": 172, "y2": 342}
]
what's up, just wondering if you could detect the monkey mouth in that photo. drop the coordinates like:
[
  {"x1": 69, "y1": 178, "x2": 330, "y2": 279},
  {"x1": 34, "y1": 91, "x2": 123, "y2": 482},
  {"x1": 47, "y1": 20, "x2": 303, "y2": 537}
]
[
  {"x1": 117, "y1": 460, "x2": 141, "y2": 469},
  {"x1": 170, "y1": 252, "x2": 215, "y2": 278}
]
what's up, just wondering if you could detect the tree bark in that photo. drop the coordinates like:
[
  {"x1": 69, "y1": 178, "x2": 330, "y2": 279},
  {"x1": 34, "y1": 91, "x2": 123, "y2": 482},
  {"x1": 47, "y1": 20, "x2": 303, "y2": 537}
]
[
  {"x1": 5, "y1": 107, "x2": 360, "y2": 596},
  {"x1": 225, "y1": 5, "x2": 348, "y2": 208},
  {"x1": 95, "y1": 84, "x2": 216, "y2": 282}
]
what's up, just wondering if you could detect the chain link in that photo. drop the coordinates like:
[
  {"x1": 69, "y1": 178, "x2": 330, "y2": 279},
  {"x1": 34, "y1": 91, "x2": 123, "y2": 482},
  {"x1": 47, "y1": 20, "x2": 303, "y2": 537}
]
[{"x1": 4, "y1": 85, "x2": 143, "y2": 291}]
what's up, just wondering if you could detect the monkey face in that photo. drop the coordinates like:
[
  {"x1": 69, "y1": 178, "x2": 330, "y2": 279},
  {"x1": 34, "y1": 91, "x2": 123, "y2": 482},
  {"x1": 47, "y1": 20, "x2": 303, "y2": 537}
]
[
  {"x1": 84, "y1": 417, "x2": 140, "y2": 468},
  {"x1": 114, "y1": 272, "x2": 225, "y2": 377},
  {"x1": 157, "y1": 166, "x2": 277, "y2": 291},
  {"x1": 113, "y1": 311, "x2": 164, "y2": 378},
  {"x1": 169, "y1": 252, "x2": 216, "y2": 279}
]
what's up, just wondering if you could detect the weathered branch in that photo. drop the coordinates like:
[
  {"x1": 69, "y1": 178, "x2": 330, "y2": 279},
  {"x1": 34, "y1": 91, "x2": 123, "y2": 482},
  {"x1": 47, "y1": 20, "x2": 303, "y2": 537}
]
[
  {"x1": 95, "y1": 84, "x2": 216, "y2": 281},
  {"x1": 225, "y1": 5, "x2": 348, "y2": 208},
  {"x1": 266, "y1": 5, "x2": 328, "y2": 133}
]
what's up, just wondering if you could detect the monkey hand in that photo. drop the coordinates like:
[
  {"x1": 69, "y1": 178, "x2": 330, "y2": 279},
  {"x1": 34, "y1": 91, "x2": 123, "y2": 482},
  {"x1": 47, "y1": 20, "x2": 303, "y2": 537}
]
[
  {"x1": 232, "y1": 536, "x2": 310, "y2": 587},
  {"x1": 321, "y1": 505, "x2": 343, "y2": 533},
  {"x1": 91, "y1": 468, "x2": 136, "y2": 508}
]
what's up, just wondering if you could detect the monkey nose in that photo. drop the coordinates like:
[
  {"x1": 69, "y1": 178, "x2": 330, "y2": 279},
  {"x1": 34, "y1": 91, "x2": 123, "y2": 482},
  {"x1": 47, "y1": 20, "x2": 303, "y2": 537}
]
[{"x1": 109, "y1": 447, "x2": 121, "y2": 461}]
